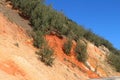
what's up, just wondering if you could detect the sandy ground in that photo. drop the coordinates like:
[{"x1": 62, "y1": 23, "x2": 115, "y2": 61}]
[
  {"x1": 0, "y1": 12, "x2": 89, "y2": 80},
  {"x1": 0, "y1": 1, "x2": 120, "y2": 80}
]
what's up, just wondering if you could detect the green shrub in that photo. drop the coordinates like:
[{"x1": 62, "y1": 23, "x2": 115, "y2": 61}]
[
  {"x1": 36, "y1": 46, "x2": 54, "y2": 66},
  {"x1": 75, "y1": 41, "x2": 87, "y2": 63},
  {"x1": 9, "y1": 0, "x2": 120, "y2": 70},
  {"x1": 9, "y1": 0, "x2": 116, "y2": 53},
  {"x1": 63, "y1": 39, "x2": 72, "y2": 55},
  {"x1": 33, "y1": 31, "x2": 45, "y2": 48},
  {"x1": 107, "y1": 53, "x2": 120, "y2": 72}
]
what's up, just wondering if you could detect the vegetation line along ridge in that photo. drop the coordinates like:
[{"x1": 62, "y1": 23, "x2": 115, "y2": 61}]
[{"x1": 7, "y1": 0, "x2": 120, "y2": 71}]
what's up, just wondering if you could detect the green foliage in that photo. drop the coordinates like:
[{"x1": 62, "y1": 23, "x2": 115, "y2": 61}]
[
  {"x1": 63, "y1": 39, "x2": 72, "y2": 55},
  {"x1": 10, "y1": 0, "x2": 44, "y2": 17},
  {"x1": 83, "y1": 30, "x2": 120, "y2": 55},
  {"x1": 30, "y1": 4, "x2": 52, "y2": 33},
  {"x1": 33, "y1": 31, "x2": 45, "y2": 48},
  {"x1": 9, "y1": 0, "x2": 120, "y2": 69},
  {"x1": 66, "y1": 19, "x2": 86, "y2": 41},
  {"x1": 10, "y1": 0, "x2": 20, "y2": 8},
  {"x1": 107, "y1": 53, "x2": 120, "y2": 72},
  {"x1": 75, "y1": 41, "x2": 87, "y2": 63},
  {"x1": 9, "y1": 0, "x2": 116, "y2": 52},
  {"x1": 84, "y1": 30, "x2": 102, "y2": 46},
  {"x1": 36, "y1": 46, "x2": 54, "y2": 66}
]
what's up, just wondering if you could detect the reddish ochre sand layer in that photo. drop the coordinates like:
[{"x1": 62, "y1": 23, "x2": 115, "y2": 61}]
[
  {"x1": 0, "y1": 8, "x2": 120, "y2": 79},
  {"x1": 45, "y1": 35, "x2": 99, "y2": 78},
  {"x1": 0, "y1": 13, "x2": 89, "y2": 80}
]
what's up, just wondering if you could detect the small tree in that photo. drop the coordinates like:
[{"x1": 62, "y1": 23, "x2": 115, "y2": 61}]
[
  {"x1": 33, "y1": 31, "x2": 45, "y2": 48},
  {"x1": 37, "y1": 46, "x2": 54, "y2": 66},
  {"x1": 75, "y1": 41, "x2": 87, "y2": 63},
  {"x1": 107, "y1": 53, "x2": 120, "y2": 72},
  {"x1": 63, "y1": 39, "x2": 72, "y2": 55}
]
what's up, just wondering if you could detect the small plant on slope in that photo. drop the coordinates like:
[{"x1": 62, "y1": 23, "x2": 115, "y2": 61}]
[
  {"x1": 36, "y1": 46, "x2": 54, "y2": 66},
  {"x1": 75, "y1": 41, "x2": 87, "y2": 63},
  {"x1": 63, "y1": 39, "x2": 72, "y2": 55}
]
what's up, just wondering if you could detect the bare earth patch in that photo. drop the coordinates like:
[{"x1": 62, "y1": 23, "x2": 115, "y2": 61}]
[
  {"x1": 0, "y1": 12, "x2": 88, "y2": 80},
  {"x1": 0, "y1": 1, "x2": 120, "y2": 80}
]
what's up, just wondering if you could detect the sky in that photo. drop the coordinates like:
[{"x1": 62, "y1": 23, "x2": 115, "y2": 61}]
[{"x1": 45, "y1": 0, "x2": 120, "y2": 50}]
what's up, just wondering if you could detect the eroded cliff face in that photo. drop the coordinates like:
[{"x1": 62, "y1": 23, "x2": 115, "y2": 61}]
[
  {"x1": 0, "y1": 12, "x2": 89, "y2": 80},
  {"x1": 45, "y1": 35, "x2": 99, "y2": 78},
  {"x1": 45, "y1": 34, "x2": 120, "y2": 79},
  {"x1": 0, "y1": 13, "x2": 42, "y2": 80},
  {"x1": 0, "y1": 1, "x2": 120, "y2": 80}
]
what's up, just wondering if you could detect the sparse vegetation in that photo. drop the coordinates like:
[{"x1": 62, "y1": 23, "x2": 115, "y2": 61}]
[
  {"x1": 36, "y1": 46, "x2": 54, "y2": 66},
  {"x1": 32, "y1": 31, "x2": 45, "y2": 48},
  {"x1": 8, "y1": 0, "x2": 120, "y2": 71},
  {"x1": 75, "y1": 41, "x2": 87, "y2": 63},
  {"x1": 63, "y1": 39, "x2": 72, "y2": 55},
  {"x1": 107, "y1": 53, "x2": 120, "y2": 72}
]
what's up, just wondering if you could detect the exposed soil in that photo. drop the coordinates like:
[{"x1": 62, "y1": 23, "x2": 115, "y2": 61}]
[
  {"x1": 0, "y1": 0, "x2": 120, "y2": 80},
  {"x1": 0, "y1": 0, "x2": 32, "y2": 33},
  {"x1": 45, "y1": 35, "x2": 99, "y2": 78},
  {"x1": 0, "y1": 12, "x2": 88, "y2": 80}
]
